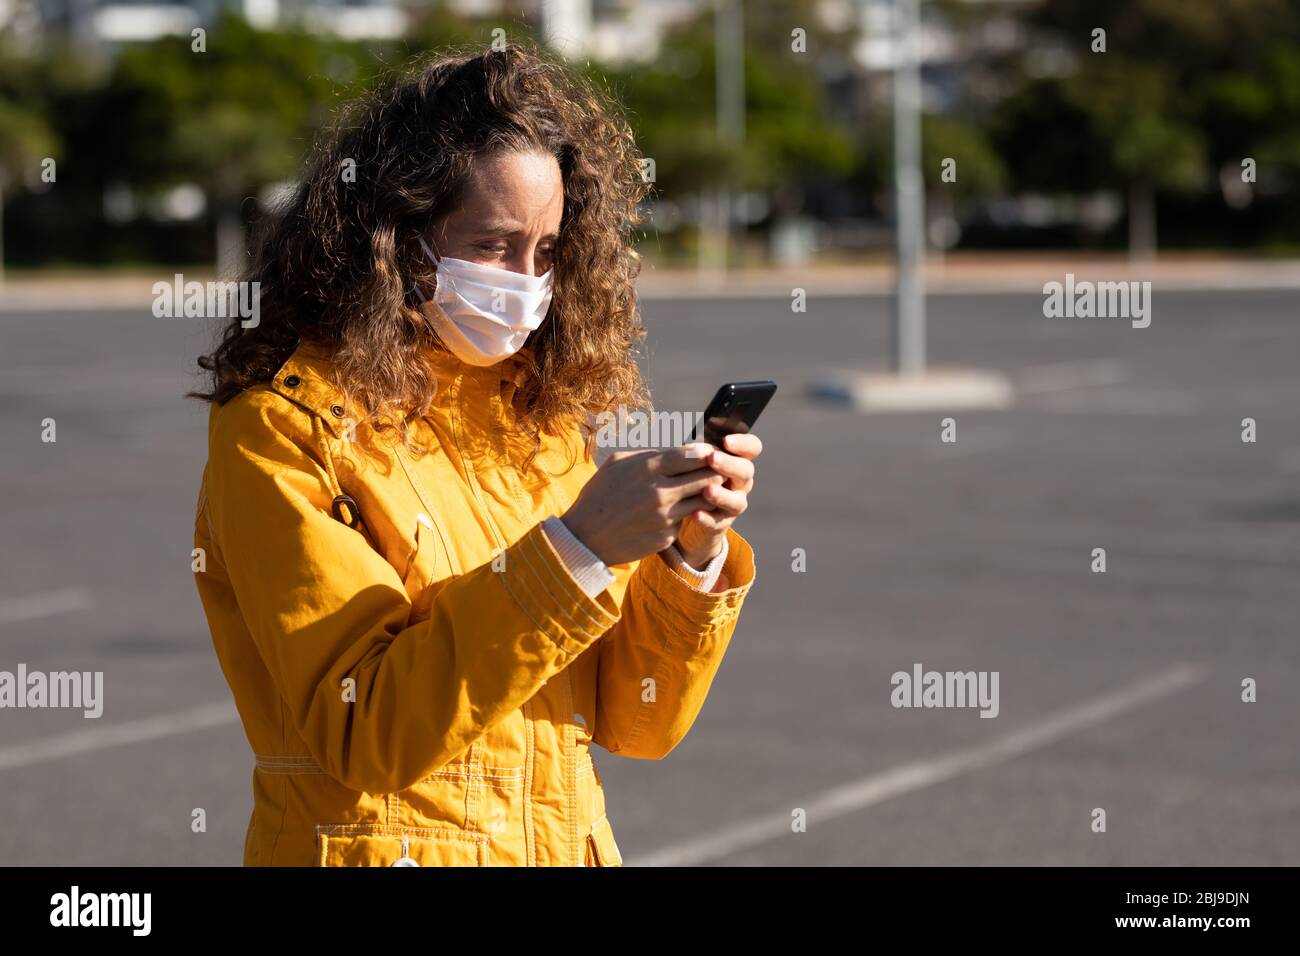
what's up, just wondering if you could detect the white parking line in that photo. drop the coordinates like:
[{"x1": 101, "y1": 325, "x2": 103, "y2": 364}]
[
  {"x1": 0, "y1": 588, "x2": 93, "y2": 624},
  {"x1": 628, "y1": 663, "x2": 1207, "y2": 867},
  {"x1": 0, "y1": 701, "x2": 238, "y2": 772}
]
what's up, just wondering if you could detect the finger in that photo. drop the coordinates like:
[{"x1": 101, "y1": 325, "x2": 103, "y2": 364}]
[
  {"x1": 653, "y1": 443, "x2": 716, "y2": 477},
  {"x1": 699, "y1": 483, "x2": 748, "y2": 517},
  {"x1": 660, "y1": 470, "x2": 724, "y2": 501},
  {"x1": 706, "y1": 450, "x2": 754, "y2": 487},
  {"x1": 684, "y1": 507, "x2": 733, "y2": 533},
  {"x1": 722, "y1": 432, "x2": 763, "y2": 460},
  {"x1": 667, "y1": 493, "x2": 718, "y2": 521}
]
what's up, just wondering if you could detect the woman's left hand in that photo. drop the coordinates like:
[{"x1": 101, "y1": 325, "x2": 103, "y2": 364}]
[{"x1": 673, "y1": 432, "x2": 762, "y2": 570}]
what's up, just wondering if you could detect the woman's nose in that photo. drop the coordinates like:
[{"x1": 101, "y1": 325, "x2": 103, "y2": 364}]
[{"x1": 505, "y1": 251, "x2": 545, "y2": 277}]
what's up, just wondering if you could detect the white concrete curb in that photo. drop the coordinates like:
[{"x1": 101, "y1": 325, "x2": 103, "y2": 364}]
[{"x1": 808, "y1": 367, "x2": 1015, "y2": 412}]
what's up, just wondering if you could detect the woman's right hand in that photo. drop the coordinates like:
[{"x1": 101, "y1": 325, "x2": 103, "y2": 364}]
[{"x1": 561, "y1": 443, "x2": 723, "y2": 566}]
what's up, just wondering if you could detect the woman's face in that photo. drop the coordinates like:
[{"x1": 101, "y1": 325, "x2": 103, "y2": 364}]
[{"x1": 427, "y1": 149, "x2": 565, "y2": 277}]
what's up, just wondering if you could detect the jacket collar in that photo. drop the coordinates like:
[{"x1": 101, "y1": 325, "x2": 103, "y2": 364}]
[
  {"x1": 269, "y1": 344, "x2": 354, "y2": 438},
  {"x1": 270, "y1": 341, "x2": 532, "y2": 436}
]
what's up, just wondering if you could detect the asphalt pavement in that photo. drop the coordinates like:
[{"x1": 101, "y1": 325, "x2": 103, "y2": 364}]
[{"x1": 1, "y1": 286, "x2": 1296, "y2": 865}]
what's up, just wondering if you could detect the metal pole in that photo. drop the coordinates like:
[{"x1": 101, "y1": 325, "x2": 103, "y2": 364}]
[
  {"x1": 892, "y1": 0, "x2": 926, "y2": 373},
  {"x1": 715, "y1": 0, "x2": 745, "y2": 272}
]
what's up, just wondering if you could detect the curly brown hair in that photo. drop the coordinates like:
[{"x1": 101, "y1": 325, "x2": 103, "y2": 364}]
[{"x1": 192, "y1": 40, "x2": 652, "y2": 455}]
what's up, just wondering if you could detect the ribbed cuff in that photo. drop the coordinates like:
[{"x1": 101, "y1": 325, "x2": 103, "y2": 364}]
[
  {"x1": 498, "y1": 522, "x2": 621, "y2": 658},
  {"x1": 659, "y1": 536, "x2": 728, "y2": 592},
  {"x1": 541, "y1": 515, "x2": 617, "y2": 599},
  {"x1": 629, "y1": 527, "x2": 755, "y2": 651}
]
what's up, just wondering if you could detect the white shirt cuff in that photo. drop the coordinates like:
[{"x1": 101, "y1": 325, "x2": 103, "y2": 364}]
[
  {"x1": 541, "y1": 516, "x2": 617, "y2": 599},
  {"x1": 659, "y1": 535, "x2": 728, "y2": 592}
]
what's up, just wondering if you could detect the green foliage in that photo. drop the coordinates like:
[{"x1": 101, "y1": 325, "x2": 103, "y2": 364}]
[
  {"x1": 997, "y1": 0, "x2": 1300, "y2": 189},
  {"x1": 598, "y1": 4, "x2": 858, "y2": 199},
  {"x1": 921, "y1": 116, "x2": 1007, "y2": 195},
  {"x1": 100, "y1": 12, "x2": 387, "y2": 200},
  {"x1": 0, "y1": 98, "x2": 55, "y2": 190},
  {"x1": 4, "y1": 0, "x2": 1300, "y2": 262},
  {"x1": 0, "y1": 40, "x2": 94, "y2": 190}
]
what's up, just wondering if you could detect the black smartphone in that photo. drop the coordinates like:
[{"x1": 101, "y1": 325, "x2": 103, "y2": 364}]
[{"x1": 691, "y1": 381, "x2": 777, "y2": 448}]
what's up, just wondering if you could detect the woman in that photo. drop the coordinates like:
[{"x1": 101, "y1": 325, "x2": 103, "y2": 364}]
[{"x1": 192, "y1": 43, "x2": 761, "y2": 867}]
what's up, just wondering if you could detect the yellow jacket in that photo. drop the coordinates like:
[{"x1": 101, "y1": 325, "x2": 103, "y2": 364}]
[{"x1": 193, "y1": 343, "x2": 756, "y2": 866}]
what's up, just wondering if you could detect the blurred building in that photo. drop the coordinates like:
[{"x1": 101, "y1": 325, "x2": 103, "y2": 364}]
[
  {"x1": 5, "y1": 0, "x2": 880, "y2": 65},
  {"x1": 443, "y1": 0, "x2": 702, "y2": 63},
  {"x1": 8, "y1": 0, "x2": 661, "y2": 52},
  {"x1": 16, "y1": 0, "x2": 410, "y2": 45}
]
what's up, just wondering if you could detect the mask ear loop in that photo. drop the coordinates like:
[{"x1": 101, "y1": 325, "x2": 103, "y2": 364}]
[
  {"x1": 416, "y1": 234, "x2": 475, "y2": 304},
  {"x1": 417, "y1": 235, "x2": 440, "y2": 266},
  {"x1": 413, "y1": 235, "x2": 443, "y2": 306}
]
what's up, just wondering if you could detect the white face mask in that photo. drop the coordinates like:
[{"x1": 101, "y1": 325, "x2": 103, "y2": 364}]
[{"x1": 417, "y1": 236, "x2": 553, "y2": 367}]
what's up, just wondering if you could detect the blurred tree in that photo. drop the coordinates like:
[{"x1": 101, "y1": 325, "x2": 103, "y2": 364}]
[
  {"x1": 921, "y1": 116, "x2": 1008, "y2": 199},
  {"x1": 598, "y1": 0, "x2": 858, "y2": 262},
  {"x1": 1077, "y1": 60, "x2": 1205, "y2": 259},
  {"x1": 0, "y1": 99, "x2": 56, "y2": 283},
  {"x1": 0, "y1": 42, "x2": 80, "y2": 280},
  {"x1": 853, "y1": 113, "x2": 1007, "y2": 253},
  {"x1": 994, "y1": 0, "x2": 1300, "y2": 258},
  {"x1": 921, "y1": 115, "x2": 1007, "y2": 253},
  {"x1": 98, "y1": 13, "x2": 384, "y2": 275},
  {"x1": 404, "y1": 3, "x2": 521, "y2": 50},
  {"x1": 1200, "y1": 32, "x2": 1300, "y2": 196}
]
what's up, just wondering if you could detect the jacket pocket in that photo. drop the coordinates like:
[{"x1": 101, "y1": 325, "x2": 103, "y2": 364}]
[
  {"x1": 316, "y1": 823, "x2": 489, "y2": 867},
  {"x1": 585, "y1": 817, "x2": 623, "y2": 867}
]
